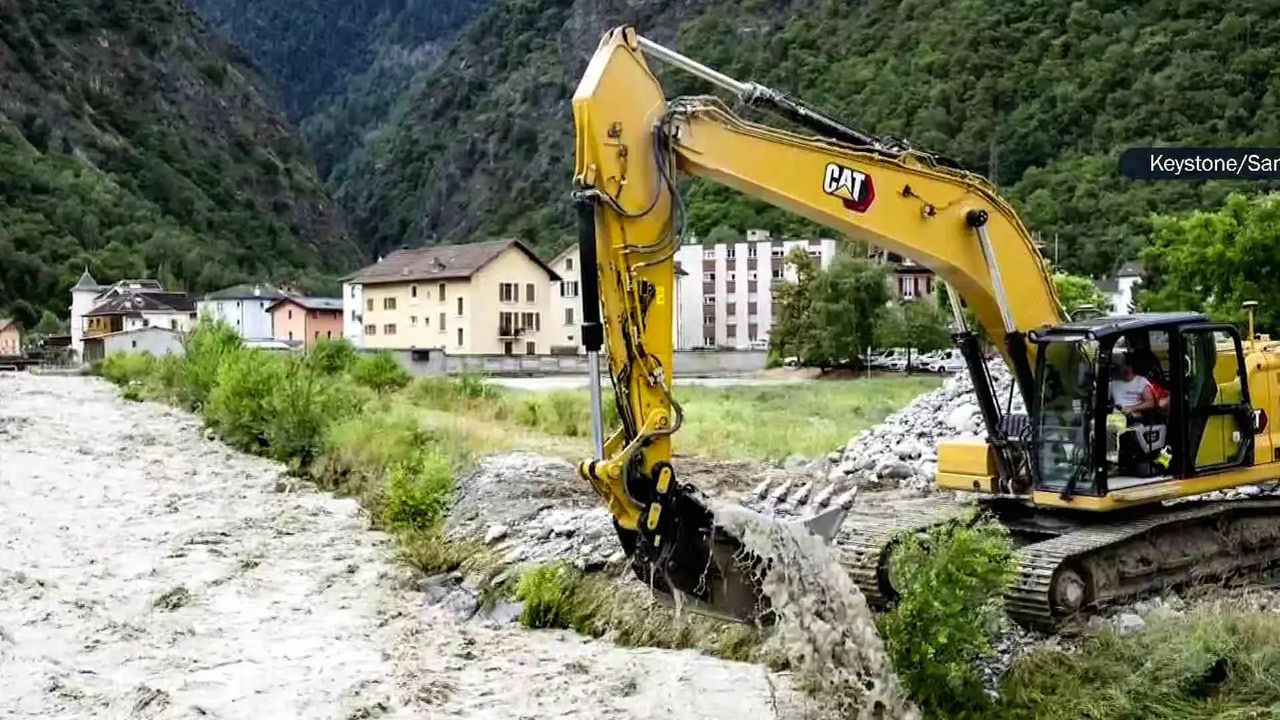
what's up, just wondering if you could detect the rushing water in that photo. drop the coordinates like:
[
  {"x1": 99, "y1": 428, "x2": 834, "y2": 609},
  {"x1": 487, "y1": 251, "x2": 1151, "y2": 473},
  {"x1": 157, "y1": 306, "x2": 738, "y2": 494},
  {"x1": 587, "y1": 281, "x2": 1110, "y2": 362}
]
[{"x1": 713, "y1": 503, "x2": 920, "y2": 720}]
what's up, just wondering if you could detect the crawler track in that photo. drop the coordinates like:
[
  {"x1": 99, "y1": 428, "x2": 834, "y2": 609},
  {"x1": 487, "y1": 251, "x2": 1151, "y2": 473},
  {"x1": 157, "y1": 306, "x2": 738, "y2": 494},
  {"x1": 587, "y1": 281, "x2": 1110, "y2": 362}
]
[{"x1": 835, "y1": 497, "x2": 1280, "y2": 630}]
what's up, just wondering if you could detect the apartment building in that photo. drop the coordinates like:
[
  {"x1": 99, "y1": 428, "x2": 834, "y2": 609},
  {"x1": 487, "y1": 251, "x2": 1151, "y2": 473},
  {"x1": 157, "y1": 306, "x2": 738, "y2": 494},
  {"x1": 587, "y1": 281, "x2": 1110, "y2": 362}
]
[
  {"x1": 548, "y1": 245, "x2": 582, "y2": 352},
  {"x1": 342, "y1": 239, "x2": 561, "y2": 354},
  {"x1": 673, "y1": 229, "x2": 838, "y2": 350}
]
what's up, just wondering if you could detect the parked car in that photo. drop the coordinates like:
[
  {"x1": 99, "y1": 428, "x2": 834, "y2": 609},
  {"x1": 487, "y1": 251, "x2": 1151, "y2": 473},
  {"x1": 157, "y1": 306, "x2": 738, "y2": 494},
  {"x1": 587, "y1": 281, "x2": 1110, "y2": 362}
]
[{"x1": 925, "y1": 349, "x2": 966, "y2": 374}]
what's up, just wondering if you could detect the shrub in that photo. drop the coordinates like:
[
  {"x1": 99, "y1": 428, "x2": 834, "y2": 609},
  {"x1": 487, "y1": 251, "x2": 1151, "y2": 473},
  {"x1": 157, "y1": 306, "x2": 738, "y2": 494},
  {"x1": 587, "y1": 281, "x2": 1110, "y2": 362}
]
[
  {"x1": 96, "y1": 351, "x2": 156, "y2": 386},
  {"x1": 514, "y1": 562, "x2": 582, "y2": 629},
  {"x1": 410, "y1": 373, "x2": 505, "y2": 408},
  {"x1": 350, "y1": 352, "x2": 410, "y2": 393},
  {"x1": 514, "y1": 390, "x2": 620, "y2": 437},
  {"x1": 204, "y1": 348, "x2": 285, "y2": 452},
  {"x1": 316, "y1": 408, "x2": 433, "y2": 508},
  {"x1": 878, "y1": 512, "x2": 1017, "y2": 718},
  {"x1": 308, "y1": 338, "x2": 359, "y2": 375},
  {"x1": 180, "y1": 319, "x2": 243, "y2": 408},
  {"x1": 264, "y1": 360, "x2": 366, "y2": 468},
  {"x1": 397, "y1": 527, "x2": 486, "y2": 575},
  {"x1": 383, "y1": 449, "x2": 455, "y2": 531}
]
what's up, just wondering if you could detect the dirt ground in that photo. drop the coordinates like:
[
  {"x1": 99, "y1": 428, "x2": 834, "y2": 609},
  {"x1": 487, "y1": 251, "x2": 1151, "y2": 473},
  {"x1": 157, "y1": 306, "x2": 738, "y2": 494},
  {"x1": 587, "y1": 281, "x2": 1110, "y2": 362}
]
[{"x1": 0, "y1": 374, "x2": 796, "y2": 719}]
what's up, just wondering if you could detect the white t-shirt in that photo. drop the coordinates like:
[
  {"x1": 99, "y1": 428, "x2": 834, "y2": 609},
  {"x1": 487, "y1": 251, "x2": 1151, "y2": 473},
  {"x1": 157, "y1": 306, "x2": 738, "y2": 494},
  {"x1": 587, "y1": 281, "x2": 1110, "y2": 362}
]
[{"x1": 1110, "y1": 375, "x2": 1152, "y2": 409}]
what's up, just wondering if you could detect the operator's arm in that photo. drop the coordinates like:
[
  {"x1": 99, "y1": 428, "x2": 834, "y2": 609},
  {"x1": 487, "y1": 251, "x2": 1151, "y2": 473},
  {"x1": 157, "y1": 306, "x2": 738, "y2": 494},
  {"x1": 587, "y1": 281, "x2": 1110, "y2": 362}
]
[{"x1": 1121, "y1": 384, "x2": 1157, "y2": 415}]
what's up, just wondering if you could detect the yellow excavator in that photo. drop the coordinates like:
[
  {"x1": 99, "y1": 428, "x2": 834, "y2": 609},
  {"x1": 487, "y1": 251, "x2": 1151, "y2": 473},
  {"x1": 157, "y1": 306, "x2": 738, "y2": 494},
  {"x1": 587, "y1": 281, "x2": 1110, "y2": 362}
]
[{"x1": 571, "y1": 27, "x2": 1280, "y2": 629}]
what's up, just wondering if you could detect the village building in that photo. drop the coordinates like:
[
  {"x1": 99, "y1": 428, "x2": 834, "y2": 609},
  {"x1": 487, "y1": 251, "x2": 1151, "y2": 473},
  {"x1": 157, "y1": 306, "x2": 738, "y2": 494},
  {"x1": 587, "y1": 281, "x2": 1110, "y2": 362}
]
[{"x1": 268, "y1": 296, "x2": 343, "y2": 348}]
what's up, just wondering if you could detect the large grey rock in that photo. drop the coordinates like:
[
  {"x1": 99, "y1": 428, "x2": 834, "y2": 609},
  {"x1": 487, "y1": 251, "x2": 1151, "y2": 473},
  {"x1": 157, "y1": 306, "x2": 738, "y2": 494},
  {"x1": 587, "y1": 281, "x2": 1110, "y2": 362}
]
[{"x1": 1114, "y1": 612, "x2": 1146, "y2": 636}]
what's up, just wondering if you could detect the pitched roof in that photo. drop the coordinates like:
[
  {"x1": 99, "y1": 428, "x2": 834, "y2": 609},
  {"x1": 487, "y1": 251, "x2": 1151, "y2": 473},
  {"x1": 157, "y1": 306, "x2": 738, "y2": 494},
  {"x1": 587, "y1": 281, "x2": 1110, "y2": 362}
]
[
  {"x1": 0, "y1": 317, "x2": 18, "y2": 332},
  {"x1": 72, "y1": 268, "x2": 99, "y2": 291},
  {"x1": 1094, "y1": 277, "x2": 1120, "y2": 293},
  {"x1": 1117, "y1": 260, "x2": 1144, "y2": 278},
  {"x1": 343, "y1": 239, "x2": 561, "y2": 284},
  {"x1": 85, "y1": 291, "x2": 195, "y2": 316},
  {"x1": 201, "y1": 283, "x2": 287, "y2": 301},
  {"x1": 268, "y1": 296, "x2": 342, "y2": 312}
]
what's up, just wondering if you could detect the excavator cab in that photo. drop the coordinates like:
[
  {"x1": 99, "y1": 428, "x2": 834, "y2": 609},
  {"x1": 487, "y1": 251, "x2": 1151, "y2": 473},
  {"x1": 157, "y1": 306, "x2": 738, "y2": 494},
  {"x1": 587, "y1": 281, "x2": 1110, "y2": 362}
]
[{"x1": 1028, "y1": 313, "x2": 1255, "y2": 504}]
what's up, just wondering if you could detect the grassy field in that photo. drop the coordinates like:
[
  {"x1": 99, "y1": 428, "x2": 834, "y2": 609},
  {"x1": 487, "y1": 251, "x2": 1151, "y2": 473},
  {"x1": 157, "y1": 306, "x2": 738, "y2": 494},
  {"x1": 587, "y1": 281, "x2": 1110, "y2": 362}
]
[{"x1": 673, "y1": 376, "x2": 940, "y2": 460}]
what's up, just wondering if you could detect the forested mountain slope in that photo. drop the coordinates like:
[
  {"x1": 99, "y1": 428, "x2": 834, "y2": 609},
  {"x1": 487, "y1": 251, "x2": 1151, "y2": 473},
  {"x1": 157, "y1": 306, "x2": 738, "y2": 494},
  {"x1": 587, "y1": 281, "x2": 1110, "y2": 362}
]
[
  {"x1": 0, "y1": 0, "x2": 357, "y2": 324},
  {"x1": 186, "y1": 0, "x2": 487, "y2": 177},
  {"x1": 333, "y1": 0, "x2": 1280, "y2": 275}
]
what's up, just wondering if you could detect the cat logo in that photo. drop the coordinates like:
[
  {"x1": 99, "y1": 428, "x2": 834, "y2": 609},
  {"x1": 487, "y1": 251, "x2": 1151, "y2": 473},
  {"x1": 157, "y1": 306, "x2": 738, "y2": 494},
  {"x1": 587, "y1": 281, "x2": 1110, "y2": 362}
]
[{"x1": 822, "y1": 162, "x2": 875, "y2": 213}]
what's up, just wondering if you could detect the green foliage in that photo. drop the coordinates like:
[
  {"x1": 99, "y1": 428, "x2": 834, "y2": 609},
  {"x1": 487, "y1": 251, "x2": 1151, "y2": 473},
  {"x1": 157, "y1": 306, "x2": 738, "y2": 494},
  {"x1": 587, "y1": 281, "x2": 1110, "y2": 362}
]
[
  {"x1": 514, "y1": 562, "x2": 582, "y2": 630},
  {"x1": 33, "y1": 310, "x2": 60, "y2": 335},
  {"x1": 397, "y1": 527, "x2": 484, "y2": 575},
  {"x1": 205, "y1": 349, "x2": 286, "y2": 452},
  {"x1": 769, "y1": 248, "x2": 821, "y2": 361},
  {"x1": 383, "y1": 450, "x2": 455, "y2": 531},
  {"x1": 997, "y1": 611, "x2": 1280, "y2": 720},
  {"x1": 409, "y1": 373, "x2": 506, "y2": 409},
  {"x1": 0, "y1": 4, "x2": 354, "y2": 320},
  {"x1": 330, "y1": 0, "x2": 1280, "y2": 269},
  {"x1": 96, "y1": 351, "x2": 157, "y2": 387},
  {"x1": 180, "y1": 320, "x2": 244, "y2": 409},
  {"x1": 879, "y1": 514, "x2": 1017, "y2": 718},
  {"x1": 307, "y1": 337, "x2": 359, "y2": 375},
  {"x1": 350, "y1": 352, "x2": 411, "y2": 393},
  {"x1": 264, "y1": 360, "x2": 366, "y2": 467},
  {"x1": 1140, "y1": 193, "x2": 1280, "y2": 332},
  {"x1": 773, "y1": 251, "x2": 890, "y2": 368},
  {"x1": 1054, "y1": 272, "x2": 1110, "y2": 317},
  {"x1": 876, "y1": 299, "x2": 953, "y2": 368}
]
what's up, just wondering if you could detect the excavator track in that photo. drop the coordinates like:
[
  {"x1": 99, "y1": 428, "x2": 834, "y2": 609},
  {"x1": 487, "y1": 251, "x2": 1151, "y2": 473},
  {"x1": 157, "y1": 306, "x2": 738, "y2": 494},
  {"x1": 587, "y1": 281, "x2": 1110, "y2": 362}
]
[
  {"x1": 831, "y1": 498, "x2": 1280, "y2": 630},
  {"x1": 1005, "y1": 499, "x2": 1280, "y2": 630}
]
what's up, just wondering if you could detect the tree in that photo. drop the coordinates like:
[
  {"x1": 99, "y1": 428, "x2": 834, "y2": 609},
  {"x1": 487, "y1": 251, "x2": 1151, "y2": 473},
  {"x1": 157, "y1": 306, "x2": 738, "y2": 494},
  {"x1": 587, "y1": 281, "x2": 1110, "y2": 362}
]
[
  {"x1": 874, "y1": 299, "x2": 951, "y2": 371},
  {"x1": 1139, "y1": 193, "x2": 1280, "y2": 332},
  {"x1": 768, "y1": 248, "x2": 820, "y2": 362},
  {"x1": 1053, "y1": 272, "x2": 1109, "y2": 317},
  {"x1": 807, "y1": 257, "x2": 890, "y2": 369},
  {"x1": 703, "y1": 224, "x2": 739, "y2": 246}
]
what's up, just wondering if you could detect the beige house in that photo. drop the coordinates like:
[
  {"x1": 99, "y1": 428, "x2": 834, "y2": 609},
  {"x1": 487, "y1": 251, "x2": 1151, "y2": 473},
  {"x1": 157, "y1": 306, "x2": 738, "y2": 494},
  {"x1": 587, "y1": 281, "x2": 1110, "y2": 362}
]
[
  {"x1": 0, "y1": 317, "x2": 23, "y2": 357},
  {"x1": 344, "y1": 239, "x2": 561, "y2": 355}
]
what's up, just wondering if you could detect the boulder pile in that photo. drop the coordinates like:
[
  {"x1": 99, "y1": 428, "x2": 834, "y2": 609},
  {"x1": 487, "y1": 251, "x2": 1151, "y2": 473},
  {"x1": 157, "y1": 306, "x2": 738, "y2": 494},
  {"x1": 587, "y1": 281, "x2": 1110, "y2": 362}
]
[{"x1": 831, "y1": 364, "x2": 1020, "y2": 493}]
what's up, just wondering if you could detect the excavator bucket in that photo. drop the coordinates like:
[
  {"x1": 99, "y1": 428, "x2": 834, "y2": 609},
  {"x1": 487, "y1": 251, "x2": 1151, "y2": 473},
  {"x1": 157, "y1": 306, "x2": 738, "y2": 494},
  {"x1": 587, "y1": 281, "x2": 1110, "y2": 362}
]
[{"x1": 618, "y1": 487, "x2": 852, "y2": 624}]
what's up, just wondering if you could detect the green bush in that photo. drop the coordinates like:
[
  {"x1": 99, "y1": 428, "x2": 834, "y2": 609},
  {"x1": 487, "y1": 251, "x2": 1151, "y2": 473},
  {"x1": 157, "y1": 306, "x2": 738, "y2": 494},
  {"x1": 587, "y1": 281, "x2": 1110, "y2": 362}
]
[
  {"x1": 410, "y1": 373, "x2": 505, "y2": 408},
  {"x1": 350, "y1": 351, "x2": 410, "y2": 392},
  {"x1": 383, "y1": 449, "x2": 454, "y2": 531},
  {"x1": 180, "y1": 319, "x2": 243, "y2": 408},
  {"x1": 397, "y1": 527, "x2": 484, "y2": 575},
  {"x1": 204, "y1": 348, "x2": 286, "y2": 452},
  {"x1": 264, "y1": 360, "x2": 366, "y2": 468},
  {"x1": 514, "y1": 391, "x2": 615, "y2": 437},
  {"x1": 308, "y1": 338, "x2": 359, "y2": 375},
  {"x1": 878, "y1": 513, "x2": 1017, "y2": 718},
  {"x1": 96, "y1": 351, "x2": 157, "y2": 386},
  {"x1": 514, "y1": 562, "x2": 582, "y2": 630}
]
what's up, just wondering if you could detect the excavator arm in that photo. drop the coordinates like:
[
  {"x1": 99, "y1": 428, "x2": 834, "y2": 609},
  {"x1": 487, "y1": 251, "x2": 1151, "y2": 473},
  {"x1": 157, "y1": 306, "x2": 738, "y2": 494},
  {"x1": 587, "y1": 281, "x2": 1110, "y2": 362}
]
[{"x1": 572, "y1": 27, "x2": 1065, "y2": 621}]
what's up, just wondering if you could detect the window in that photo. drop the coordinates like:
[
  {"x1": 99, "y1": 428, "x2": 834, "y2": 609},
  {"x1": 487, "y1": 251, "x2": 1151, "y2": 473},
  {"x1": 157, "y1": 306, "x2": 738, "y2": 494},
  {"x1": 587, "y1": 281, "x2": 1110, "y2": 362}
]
[
  {"x1": 288, "y1": 310, "x2": 293, "y2": 320},
  {"x1": 142, "y1": 318, "x2": 150, "y2": 327},
  {"x1": 526, "y1": 341, "x2": 536, "y2": 355},
  {"x1": 288, "y1": 331, "x2": 294, "y2": 341},
  {"x1": 526, "y1": 283, "x2": 536, "y2": 303},
  {"x1": 349, "y1": 286, "x2": 356, "y2": 298},
  {"x1": 560, "y1": 281, "x2": 579, "y2": 298},
  {"x1": 703, "y1": 272, "x2": 715, "y2": 282},
  {"x1": 726, "y1": 246, "x2": 736, "y2": 259},
  {"x1": 351, "y1": 310, "x2": 357, "y2": 321},
  {"x1": 772, "y1": 267, "x2": 785, "y2": 280},
  {"x1": 411, "y1": 285, "x2": 418, "y2": 298},
  {"x1": 703, "y1": 248, "x2": 714, "y2": 260},
  {"x1": 438, "y1": 282, "x2": 446, "y2": 300},
  {"x1": 384, "y1": 323, "x2": 397, "y2": 335},
  {"x1": 500, "y1": 311, "x2": 518, "y2": 335},
  {"x1": 748, "y1": 271, "x2": 758, "y2": 281},
  {"x1": 565, "y1": 307, "x2": 575, "y2": 325},
  {"x1": 727, "y1": 271, "x2": 737, "y2": 282},
  {"x1": 457, "y1": 297, "x2": 464, "y2": 315},
  {"x1": 704, "y1": 335, "x2": 716, "y2": 347},
  {"x1": 703, "y1": 314, "x2": 715, "y2": 325},
  {"x1": 749, "y1": 325, "x2": 759, "y2": 342},
  {"x1": 365, "y1": 324, "x2": 376, "y2": 335},
  {"x1": 424, "y1": 315, "x2": 429, "y2": 328},
  {"x1": 703, "y1": 294, "x2": 715, "y2": 305},
  {"x1": 170, "y1": 319, "x2": 178, "y2": 330},
  {"x1": 522, "y1": 312, "x2": 541, "y2": 332},
  {"x1": 457, "y1": 328, "x2": 463, "y2": 346},
  {"x1": 383, "y1": 297, "x2": 397, "y2": 310},
  {"x1": 565, "y1": 257, "x2": 574, "y2": 271},
  {"x1": 410, "y1": 316, "x2": 417, "y2": 326},
  {"x1": 726, "y1": 324, "x2": 737, "y2": 338},
  {"x1": 500, "y1": 283, "x2": 518, "y2": 302},
  {"x1": 771, "y1": 246, "x2": 785, "y2": 258},
  {"x1": 131, "y1": 340, "x2": 138, "y2": 349},
  {"x1": 236, "y1": 301, "x2": 241, "y2": 308},
  {"x1": 314, "y1": 330, "x2": 320, "y2": 340},
  {"x1": 808, "y1": 249, "x2": 821, "y2": 258},
  {"x1": 366, "y1": 298, "x2": 373, "y2": 311},
  {"x1": 727, "y1": 303, "x2": 737, "y2": 315},
  {"x1": 439, "y1": 313, "x2": 446, "y2": 330},
  {"x1": 748, "y1": 245, "x2": 758, "y2": 259}
]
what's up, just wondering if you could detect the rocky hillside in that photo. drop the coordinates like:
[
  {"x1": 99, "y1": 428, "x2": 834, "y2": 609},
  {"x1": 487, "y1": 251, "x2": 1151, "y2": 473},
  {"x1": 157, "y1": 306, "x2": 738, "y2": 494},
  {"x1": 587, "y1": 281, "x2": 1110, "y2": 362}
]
[
  {"x1": 0, "y1": 0, "x2": 358, "y2": 324},
  {"x1": 333, "y1": 0, "x2": 1280, "y2": 270},
  {"x1": 186, "y1": 0, "x2": 487, "y2": 177}
]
